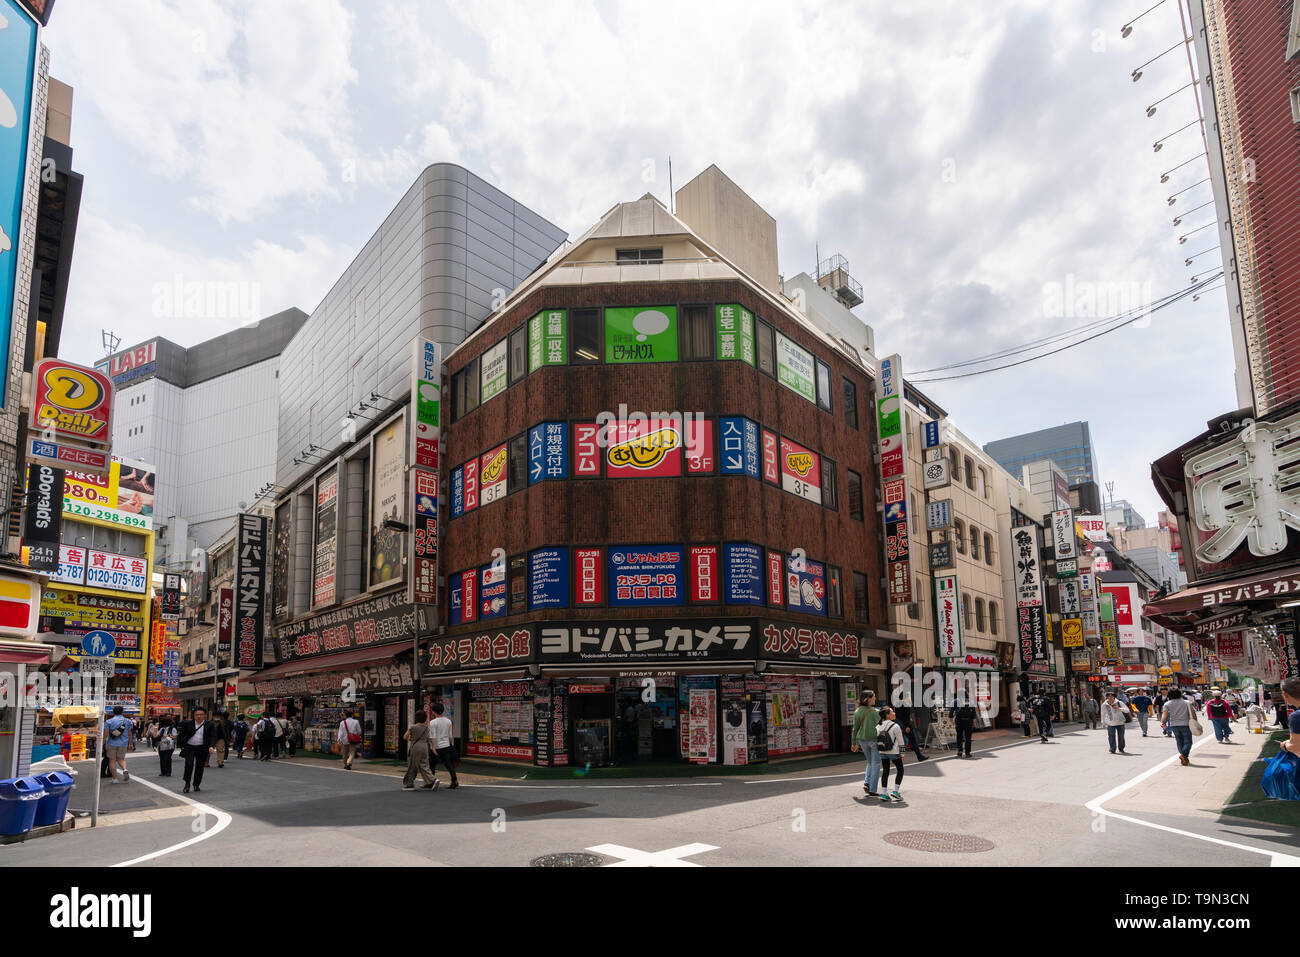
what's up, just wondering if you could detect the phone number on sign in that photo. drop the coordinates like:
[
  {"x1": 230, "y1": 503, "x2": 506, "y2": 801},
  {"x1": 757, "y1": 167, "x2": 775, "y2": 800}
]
[{"x1": 65, "y1": 501, "x2": 150, "y2": 530}]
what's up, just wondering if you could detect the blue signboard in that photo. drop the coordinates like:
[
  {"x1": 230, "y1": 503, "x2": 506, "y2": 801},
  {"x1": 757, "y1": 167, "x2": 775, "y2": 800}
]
[
  {"x1": 0, "y1": 0, "x2": 38, "y2": 400},
  {"x1": 786, "y1": 556, "x2": 828, "y2": 616},
  {"x1": 449, "y1": 573, "x2": 463, "y2": 625},
  {"x1": 80, "y1": 630, "x2": 117, "y2": 657},
  {"x1": 479, "y1": 564, "x2": 507, "y2": 619},
  {"x1": 529, "y1": 547, "x2": 570, "y2": 609},
  {"x1": 718, "y1": 416, "x2": 760, "y2": 478},
  {"x1": 450, "y1": 466, "x2": 464, "y2": 517},
  {"x1": 924, "y1": 420, "x2": 940, "y2": 449},
  {"x1": 724, "y1": 543, "x2": 764, "y2": 605},
  {"x1": 609, "y1": 546, "x2": 685, "y2": 606},
  {"x1": 529, "y1": 422, "x2": 568, "y2": 484}
]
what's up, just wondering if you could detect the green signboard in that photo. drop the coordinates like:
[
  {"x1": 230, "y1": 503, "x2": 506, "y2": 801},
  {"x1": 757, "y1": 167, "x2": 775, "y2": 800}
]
[
  {"x1": 774, "y1": 331, "x2": 816, "y2": 403},
  {"x1": 715, "y1": 304, "x2": 755, "y2": 365},
  {"x1": 605, "y1": 306, "x2": 678, "y2": 363},
  {"x1": 528, "y1": 309, "x2": 567, "y2": 373}
]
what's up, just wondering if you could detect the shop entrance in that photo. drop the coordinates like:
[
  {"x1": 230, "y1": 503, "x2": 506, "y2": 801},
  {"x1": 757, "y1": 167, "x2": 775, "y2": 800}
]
[
  {"x1": 567, "y1": 683, "x2": 614, "y2": 767},
  {"x1": 613, "y1": 677, "x2": 677, "y2": 762}
]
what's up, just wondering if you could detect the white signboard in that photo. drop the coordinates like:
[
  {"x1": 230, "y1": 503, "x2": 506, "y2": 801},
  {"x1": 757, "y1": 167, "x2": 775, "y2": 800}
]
[
  {"x1": 480, "y1": 339, "x2": 509, "y2": 403},
  {"x1": 1051, "y1": 509, "x2": 1076, "y2": 560},
  {"x1": 85, "y1": 550, "x2": 149, "y2": 594},
  {"x1": 1077, "y1": 514, "x2": 1107, "y2": 541},
  {"x1": 51, "y1": 545, "x2": 86, "y2": 585},
  {"x1": 79, "y1": 656, "x2": 115, "y2": 678},
  {"x1": 1058, "y1": 580, "x2": 1081, "y2": 615},
  {"x1": 1011, "y1": 524, "x2": 1043, "y2": 607},
  {"x1": 922, "y1": 457, "x2": 950, "y2": 490},
  {"x1": 774, "y1": 332, "x2": 816, "y2": 403},
  {"x1": 926, "y1": 499, "x2": 952, "y2": 530},
  {"x1": 934, "y1": 574, "x2": 963, "y2": 657}
]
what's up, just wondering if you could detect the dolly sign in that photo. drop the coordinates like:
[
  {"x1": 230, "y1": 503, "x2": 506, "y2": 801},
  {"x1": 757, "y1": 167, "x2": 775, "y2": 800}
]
[{"x1": 30, "y1": 359, "x2": 115, "y2": 450}]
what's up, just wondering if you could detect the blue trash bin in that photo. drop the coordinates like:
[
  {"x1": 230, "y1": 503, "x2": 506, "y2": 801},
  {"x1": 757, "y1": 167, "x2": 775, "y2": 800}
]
[
  {"x1": 32, "y1": 771, "x2": 75, "y2": 828},
  {"x1": 0, "y1": 777, "x2": 46, "y2": 836}
]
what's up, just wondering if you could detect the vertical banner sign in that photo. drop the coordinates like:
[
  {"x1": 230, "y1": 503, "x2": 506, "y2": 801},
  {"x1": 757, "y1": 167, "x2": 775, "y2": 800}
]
[
  {"x1": 1018, "y1": 606, "x2": 1048, "y2": 668},
  {"x1": 766, "y1": 550, "x2": 784, "y2": 606},
  {"x1": 479, "y1": 339, "x2": 508, "y2": 403},
  {"x1": 272, "y1": 499, "x2": 291, "y2": 620},
  {"x1": 161, "y1": 574, "x2": 182, "y2": 620},
  {"x1": 528, "y1": 309, "x2": 567, "y2": 373},
  {"x1": 779, "y1": 436, "x2": 822, "y2": 504},
  {"x1": 370, "y1": 414, "x2": 407, "y2": 587},
  {"x1": 934, "y1": 574, "x2": 963, "y2": 657},
  {"x1": 235, "y1": 514, "x2": 268, "y2": 669},
  {"x1": 23, "y1": 463, "x2": 63, "y2": 571},
  {"x1": 0, "y1": 0, "x2": 38, "y2": 398},
  {"x1": 690, "y1": 545, "x2": 720, "y2": 602},
  {"x1": 1051, "y1": 509, "x2": 1076, "y2": 561},
  {"x1": 715, "y1": 304, "x2": 756, "y2": 365},
  {"x1": 1012, "y1": 525, "x2": 1044, "y2": 607},
  {"x1": 410, "y1": 336, "x2": 440, "y2": 613},
  {"x1": 312, "y1": 467, "x2": 339, "y2": 606},
  {"x1": 574, "y1": 548, "x2": 604, "y2": 606},
  {"x1": 529, "y1": 422, "x2": 568, "y2": 483},
  {"x1": 877, "y1": 354, "x2": 912, "y2": 604},
  {"x1": 217, "y1": 586, "x2": 234, "y2": 657}
]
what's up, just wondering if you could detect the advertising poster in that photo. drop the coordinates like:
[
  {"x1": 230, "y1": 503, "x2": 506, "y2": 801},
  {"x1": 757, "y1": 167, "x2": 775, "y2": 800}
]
[
  {"x1": 679, "y1": 676, "x2": 717, "y2": 764},
  {"x1": 690, "y1": 545, "x2": 719, "y2": 602},
  {"x1": 529, "y1": 547, "x2": 569, "y2": 609},
  {"x1": 934, "y1": 574, "x2": 963, "y2": 657},
  {"x1": 479, "y1": 563, "x2": 507, "y2": 619},
  {"x1": 479, "y1": 442, "x2": 508, "y2": 505},
  {"x1": 779, "y1": 435, "x2": 822, "y2": 504},
  {"x1": 605, "y1": 306, "x2": 677, "y2": 363},
  {"x1": 369, "y1": 416, "x2": 406, "y2": 587},
  {"x1": 573, "y1": 423, "x2": 601, "y2": 476},
  {"x1": 86, "y1": 550, "x2": 149, "y2": 594},
  {"x1": 1058, "y1": 579, "x2": 1080, "y2": 615},
  {"x1": 575, "y1": 548, "x2": 603, "y2": 605},
  {"x1": 774, "y1": 331, "x2": 816, "y2": 403},
  {"x1": 604, "y1": 418, "x2": 682, "y2": 477},
  {"x1": 313, "y1": 467, "x2": 339, "y2": 606},
  {"x1": 715, "y1": 304, "x2": 756, "y2": 365},
  {"x1": 479, "y1": 339, "x2": 508, "y2": 402},
  {"x1": 609, "y1": 546, "x2": 685, "y2": 606},
  {"x1": 718, "y1": 416, "x2": 760, "y2": 478},
  {"x1": 529, "y1": 309, "x2": 567, "y2": 372},
  {"x1": 41, "y1": 589, "x2": 143, "y2": 632},
  {"x1": 724, "y1": 543, "x2": 763, "y2": 605},
  {"x1": 450, "y1": 466, "x2": 464, "y2": 517},
  {"x1": 688, "y1": 687, "x2": 718, "y2": 764},
  {"x1": 51, "y1": 545, "x2": 85, "y2": 585},
  {"x1": 412, "y1": 468, "x2": 438, "y2": 605},
  {"x1": 528, "y1": 422, "x2": 568, "y2": 483},
  {"x1": 762, "y1": 429, "x2": 779, "y2": 483},
  {"x1": 1, "y1": 0, "x2": 37, "y2": 398},
  {"x1": 272, "y1": 499, "x2": 291, "y2": 620},
  {"x1": 466, "y1": 682, "x2": 534, "y2": 760},
  {"x1": 785, "y1": 556, "x2": 827, "y2": 616},
  {"x1": 1102, "y1": 583, "x2": 1142, "y2": 648},
  {"x1": 720, "y1": 676, "x2": 750, "y2": 765},
  {"x1": 161, "y1": 573, "x2": 182, "y2": 619},
  {"x1": 235, "y1": 513, "x2": 268, "y2": 669},
  {"x1": 1019, "y1": 605, "x2": 1048, "y2": 668},
  {"x1": 116, "y1": 460, "x2": 156, "y2": 517},
  {"x1": 63, "y1": 466, "x2": 116, "y2": 509},
  {"x1": 1060, "y1": 617, "x2": 1084, "y2": 648}
]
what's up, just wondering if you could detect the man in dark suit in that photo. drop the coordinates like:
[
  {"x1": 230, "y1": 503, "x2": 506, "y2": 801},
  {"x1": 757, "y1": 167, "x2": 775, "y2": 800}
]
[{"x1": 176, "y1": 707, "x2": 217, "y2": 793}]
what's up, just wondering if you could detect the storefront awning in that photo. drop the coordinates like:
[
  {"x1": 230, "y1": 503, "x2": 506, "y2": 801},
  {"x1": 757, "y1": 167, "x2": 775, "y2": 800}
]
[
  {"x1": 1143, "y1": 562, "x2": 1300, "y2": 636},
  {"x1": 246, "y1": 642, "x2": 409, "y2": 684},
  {"x1": 0, "y1": 640, "x2": 56, "y2": 665}
]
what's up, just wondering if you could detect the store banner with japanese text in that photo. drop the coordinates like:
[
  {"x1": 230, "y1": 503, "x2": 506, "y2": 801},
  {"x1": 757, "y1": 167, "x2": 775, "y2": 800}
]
[
  {"x1": 877, "y1": 354, "x2": 912, "y2": 603},
  {"x1": 278, "y1": 592, "x2": 430, "y2": 663},
  {"x1": 934, "y1": 573, "x2": 963, "y2": 657},
  {"x1": 1051, "y1": 508, "x2": 1076, "y2": 561},
  {"x1": 235, "y1": 513, "x2": 268, "y2": 669},
  {"x1": 715, "y1": 304, "x2": 755, "y2": 365},
  {"x1": 370, "y1": 413, "x2": 406, "y2": 588},
  {"x1": 605, "y1": 306, "x2": 677, "y2": 363},
  {"x1": 313, "y1": 467, "x2": 339, "y2": 606},
  {"x1": 529, "y1": 309, "x2": 567, "y2": 372},
  {"x1": 217, "y1": 586, "x2": 233, "y2": 657}
]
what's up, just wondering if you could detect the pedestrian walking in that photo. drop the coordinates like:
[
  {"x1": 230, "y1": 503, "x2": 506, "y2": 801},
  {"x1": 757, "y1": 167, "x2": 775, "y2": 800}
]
[
  {"x1": 1102, "y1": 691, "x2": 1129, "y2": 754},
  {"x1": 338, "y1": 711, "x2": 362, "y2": 769},
  {"x1": 1130, "y1": 689, "x2": 1153, "y2": 737},
  {"x1": 255, "y1": 714, "x2": 277, "y2": 761},
  {"x1": 145, "y1": 717, "x2": 161, "y2": 751},
  {"x1": 270, "y1": 713, "x2": 285, "y2": 757},
  {"x1": 1082, "y1": 694, "x2": 1099, "y2": 730},
  {"x1": 428, "y1": 703, "x2": 459, "y2": 788},
  {"x1": 954, "y1": 700, "x2": 976, "y2": 757},
  {"x1": 1206, "y1": 689, "x2": 1236, "y2": 743},
  {"x1": 401, "y1": 710, "x2": 437, "y2": 790},
  {"x1": 1032, "y1": 694, "x2": 1053, "y2": 742},
  {"x1": 894, "y1": 700, "x2": 927, "y2": 760},
  {"x1": 157, "y1": 719, "x2": 176, "y2": 776},
  {"x1": 1014, "y1": 699, "x2": 1032, "y2": 737},
  {"x1": 1161, "y1": 687, "x2": 1195, "y2": 765},
  {"x1": 1276, "y1": 677, "x2": 1300, "y2": 758},
  {"x1": 1153, "y1": 691, "x2": 1170, "y2": 735},
  {"x1": 232, "y1": 714, "x2": 249, "y2": 758},
  {"x1": 285, "y1": 718, "x2": 302, "y2": 757},
  {"x1": 851, "y1": 690, "x2": 882, "y2": 795},
  {"x1": 103, "y1": 705, "x2": 134, "y2": 783},
  {"x1": 875, "y1": 707, "x2": 906, "y2": 802},
  {"x1": 176, "y1": 707, "x2": 217, "y2": 793},
  {"x1": 208, "y1": 711, "x2": 230, "y2": 767}
]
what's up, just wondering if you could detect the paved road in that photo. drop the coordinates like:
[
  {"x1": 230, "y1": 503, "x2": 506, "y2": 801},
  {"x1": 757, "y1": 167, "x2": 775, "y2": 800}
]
[{"x1": 5, "y1": 726, "x2": 1297, "y2": 867}]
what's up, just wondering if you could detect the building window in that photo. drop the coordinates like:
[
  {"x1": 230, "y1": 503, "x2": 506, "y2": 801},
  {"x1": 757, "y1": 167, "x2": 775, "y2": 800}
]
[
  {"x1": 964, "y1": 593, "x2": 974, "y2": 631},
  {"x1": 571, "y1": 308, "x2": 601, "y2": 364},
  {"x1": 61, "y1": 519, "x2": 92, "y2": 548},
  {"x1": 970, "y1": 523, "x2": 980, "y2": 561},
  {"x1": 847, "y1": 469, "x2": 863, "y2": 521},
  {"x1": 509, "y1": 553, "x2": 527, "y2": 615},
  {"x1": 815, "y1": 360, "x2": 833, "y2": 413},
  {"x1": 452, "y1": 358, "x2": 479, "y2": 421},
  {"x1": 990, "y1": 601, "x2": 999, "y2": 636},
  {"x1": 979, "y1": 466, "x2": 989, "y2": 499},
  {"x1": 821, "y1": 457, "x2": 838, "y2": 510},
  {"x1": 680, "y1": 304, "x2": 713, "y2": 360},
  {"x1": 955, "y1": 518, "x2": 966, "y2": 554},
  {"x1": 975, "y1": 597, "x2": 985, "y2": 632},
  {"x1": 507, "y1": 432, "x2": 528, "y2": 494},
  {"x1": 853, "y1": 571, "x2": 869, "y2": 621},
  {"x1": 843, "y1": 377, "x2": 858, "y2": 429},
  {"x1": 616, "y1": 247, "x2": 663, "y2": 264},
  {"x1": 756, "y1": 318, "x2": 775, "y2": 377},
  {"x1": 907, "y1": 577, "x2": 922, "y2": 620},
  {"x1": 964, "y1": 456, "x2": 975, "y2": 491},
  {"x1": 827, "y1": 565, "x2": 843, "y2": 618},
  {"x1": 984, "y1": 532, "x2": 994, "y2": 566},
  {"x1": 508, "y1": 324, "x2": 528, "y2": 385},
  {"x1": 949, "y1": 447, "x2": 960, "y2": 482}
]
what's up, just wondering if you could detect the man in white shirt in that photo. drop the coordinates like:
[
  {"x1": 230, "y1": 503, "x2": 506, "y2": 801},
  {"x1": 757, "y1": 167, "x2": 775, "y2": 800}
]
[
  {"x1": 428, "y1": 703, "x2": 458, "y2": 789},
  {"x1": 337, "y1": 712, "x2": 362, "y2": 770}
]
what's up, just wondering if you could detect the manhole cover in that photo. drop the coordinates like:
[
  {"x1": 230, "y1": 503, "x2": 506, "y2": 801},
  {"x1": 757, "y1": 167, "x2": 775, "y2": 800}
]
[
  {"x1": 531, "y1": 852, "x2": 604, "y2": 867},
  {"x1": 882, "y1": 830, "x2": 995, "y2": 853},
  {"x1": 506, "y1": 800, "x2": 596, "y2": 818}
]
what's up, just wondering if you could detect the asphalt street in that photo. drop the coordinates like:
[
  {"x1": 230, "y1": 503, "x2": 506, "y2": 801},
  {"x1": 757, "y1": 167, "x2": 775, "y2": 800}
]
[{"x1": 5, "y1": 725, "x2": 1297, "y2": 867}]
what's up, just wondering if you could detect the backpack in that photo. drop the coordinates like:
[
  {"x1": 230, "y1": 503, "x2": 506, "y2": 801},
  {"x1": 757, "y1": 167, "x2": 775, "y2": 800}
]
[
  {"x1": 876, "y1": 720, "x2": 896, "y2": 751},
  {"x1": 1260, "y1": 750, "x2": 1300, "y2": 801}
]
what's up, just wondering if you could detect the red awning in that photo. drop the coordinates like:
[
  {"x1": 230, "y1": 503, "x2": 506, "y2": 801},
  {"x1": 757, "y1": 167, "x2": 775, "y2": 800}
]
[
  {"x1": 0, "y1": 641, "x2": 55, "y2": 665},
  {"x1": 246, "y1": 643, "x2": 409, "y2": 683},
  {"x1": 1144, "y1": 563, "x2": 1300, "y2": 617}
]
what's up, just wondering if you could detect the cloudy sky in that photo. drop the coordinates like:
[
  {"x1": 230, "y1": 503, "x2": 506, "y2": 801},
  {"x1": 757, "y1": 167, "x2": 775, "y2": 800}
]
[{"x1": 45, "y1": 0, "x2": 1234, "y2": 523}]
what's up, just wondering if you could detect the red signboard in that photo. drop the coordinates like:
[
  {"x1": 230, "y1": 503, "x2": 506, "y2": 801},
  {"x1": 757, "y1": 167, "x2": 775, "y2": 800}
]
[
  {"x1": 779, "y1": 435, "x2": 822, "y2": 503},
  {"x1": 575, "y1": 548, "x2": 604, "y2": 605},
  {"x1": 573, "y1": 423, "x2": 601, "y2": 476},
  {"x1": 217, "y1": 587, "x2": 233, "y2": 657},
  {"x1": 605, "y1": 418, "x2": 683, "y2": 478},
  {"x1": 461, "y1": 568, "x2": 477, "y2": 624},
  {"x1": 462, "y1": 458, "x2": 479, "y2": 512},
  {"x1": 766, "y1": 550, "x2": 784, "y2": 605},
  {"x1": 689, "y1": 546, "x2": 719, "y2": 602},
  {"x1": 762, "y1": 430, "x2": 779, "y2": 483},
  {"x1": 30, "y1": 359, "x2": 115, "y2": 449}
]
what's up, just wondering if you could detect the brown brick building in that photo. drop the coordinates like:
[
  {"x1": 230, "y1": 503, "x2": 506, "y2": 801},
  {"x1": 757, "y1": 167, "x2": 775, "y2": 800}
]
[{"x1": 430, "y1": 193, "x2": 892, "y2": 767}]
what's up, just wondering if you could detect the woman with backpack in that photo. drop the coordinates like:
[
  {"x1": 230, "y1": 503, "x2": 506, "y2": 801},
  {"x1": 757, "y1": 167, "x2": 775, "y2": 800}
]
[
  {"x1": 157, "y1": 718, "x2": 177, "y2": 776},
  {"x1": 876, "y1": 706, "x2": 906, "y2": 803}
]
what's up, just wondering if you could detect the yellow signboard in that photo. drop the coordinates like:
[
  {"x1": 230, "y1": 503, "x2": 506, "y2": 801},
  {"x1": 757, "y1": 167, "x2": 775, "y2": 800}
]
[
  {"x1": 1060, "y1": 617, "x2": 1084, "y2": 648},
  {"x1": 41, "y1": 587, "x2": 145, "y2": 631}
]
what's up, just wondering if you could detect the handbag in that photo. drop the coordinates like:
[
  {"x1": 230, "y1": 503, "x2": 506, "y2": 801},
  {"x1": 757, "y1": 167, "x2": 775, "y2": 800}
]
[
  {"x1": 1189, "y1": 713, "x2": 1204, "y2": 737},
  {"x1": 1260, "y1": 750, "x2": 1300, "y2": 801},
  {"x1": 345, "y1": 719, "x2": 361, "y2": 745}
]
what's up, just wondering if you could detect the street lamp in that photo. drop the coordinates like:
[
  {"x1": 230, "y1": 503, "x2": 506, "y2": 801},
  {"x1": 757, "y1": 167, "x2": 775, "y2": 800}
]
[
  {"x1": 1152, "y1": 118, "x2": 1201, "y2": 151},
  {"x1": 1166, "y1": 177, "x2": 1209, "y2": 204},
  {"x1": 1184, "y1": 246, "x2": 1220, "y2": 266},
  {"x1": 1145, "y1": 82, "x2": 1194, "y2": 117},
  {"x1": 1160, "y1": 155, "x2": 1203, "y2": 182},
  {"x1": 1178, "y1": 223, "x2": 1215, "y2": 243},
  {"x1": 1122, "y1": 0, "x2": 1169, "y2": 38},
  {"x1": 1173, "y1": 200, "x2": 1214, "y2": 226},
  {"x1": 1131, "y1": 37, "x2": 1192, "y2": 81}
]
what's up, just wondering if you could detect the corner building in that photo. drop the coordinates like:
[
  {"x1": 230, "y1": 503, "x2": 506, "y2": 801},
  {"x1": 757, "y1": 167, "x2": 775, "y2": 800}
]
[{"x1": 435, "y1": 194, "x2": 888, "y2": 767}]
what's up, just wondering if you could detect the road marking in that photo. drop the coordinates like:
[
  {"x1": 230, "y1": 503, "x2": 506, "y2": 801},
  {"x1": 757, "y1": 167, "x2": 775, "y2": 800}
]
[
  {"x1": 587, "y1": 842, "x2": 719, "y2": 866},
  {"x1": 1084, "y1": 733, "x2": 1300, "y2": 868},
  {"x1": 465, "y1": 782, "x2": 723, "y2": 790},
  {"x1": 742, "y1": 736, "x2": 1042, "y2": 784},
  {"x1": 110, "y1": 774, "x2": 232, "y2": 867}
]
